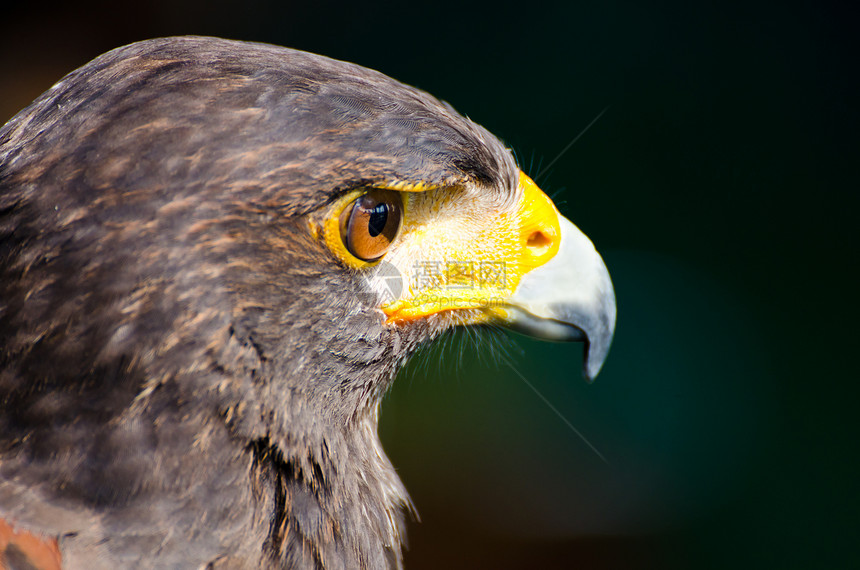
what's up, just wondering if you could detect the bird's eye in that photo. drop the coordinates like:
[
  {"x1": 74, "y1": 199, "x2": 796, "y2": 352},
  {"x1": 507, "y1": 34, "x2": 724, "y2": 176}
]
[{"x1": 339, "y1": 189, "x2": 402, "y2": 261}]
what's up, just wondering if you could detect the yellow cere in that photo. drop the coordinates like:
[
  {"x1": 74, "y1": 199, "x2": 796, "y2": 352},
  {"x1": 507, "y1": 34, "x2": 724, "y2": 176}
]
[{"x1": 380, "y1": 171, "x2": 561, "y2": 323}]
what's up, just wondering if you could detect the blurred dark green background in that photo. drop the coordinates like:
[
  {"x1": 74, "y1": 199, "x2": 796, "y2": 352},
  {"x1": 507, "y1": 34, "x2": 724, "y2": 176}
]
[{"x1": 2, "y1": 1, "x2": 856, "y2": 568}]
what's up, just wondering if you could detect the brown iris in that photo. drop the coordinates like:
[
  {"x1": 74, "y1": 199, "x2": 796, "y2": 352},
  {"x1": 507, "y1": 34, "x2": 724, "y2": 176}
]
[{"x1": 339, "y1": 189, "x2": 402, "y2": 261}]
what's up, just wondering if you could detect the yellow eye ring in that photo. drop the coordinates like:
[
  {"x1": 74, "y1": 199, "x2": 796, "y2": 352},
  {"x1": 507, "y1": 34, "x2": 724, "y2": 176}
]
[
  {"x1": 322, "y1": 188, "x2": 404, "y2": 268},
  {"x1": 340, "y1": 189, "x2": 402, "y2": 261}
]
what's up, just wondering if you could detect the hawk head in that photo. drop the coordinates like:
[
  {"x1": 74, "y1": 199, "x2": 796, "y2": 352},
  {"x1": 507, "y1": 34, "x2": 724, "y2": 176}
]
[{"x1": 0, "y1": 36, "x2": 615, "y2": 568}]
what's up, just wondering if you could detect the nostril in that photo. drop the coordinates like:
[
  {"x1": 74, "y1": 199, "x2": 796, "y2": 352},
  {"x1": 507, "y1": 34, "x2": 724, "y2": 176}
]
[{"x1": 527, "y1": 230, "x2": 552, "y2": 252}]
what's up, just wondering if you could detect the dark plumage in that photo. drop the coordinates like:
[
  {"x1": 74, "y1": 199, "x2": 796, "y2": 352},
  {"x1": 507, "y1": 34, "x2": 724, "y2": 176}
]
[{"x1": 0, "y1": 36, "x2": 615, "y2": 568}]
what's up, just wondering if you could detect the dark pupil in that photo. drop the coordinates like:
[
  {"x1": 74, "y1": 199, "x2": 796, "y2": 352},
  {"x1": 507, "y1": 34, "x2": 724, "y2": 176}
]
[{"x1": 366, "y1": 203, "x2": 389, "y2": 237}]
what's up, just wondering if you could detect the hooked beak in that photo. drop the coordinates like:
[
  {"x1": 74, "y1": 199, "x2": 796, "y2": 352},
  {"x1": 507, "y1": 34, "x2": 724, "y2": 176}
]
[{"x1": 502, "y1": 216, "x2": 616, "y2": 381}]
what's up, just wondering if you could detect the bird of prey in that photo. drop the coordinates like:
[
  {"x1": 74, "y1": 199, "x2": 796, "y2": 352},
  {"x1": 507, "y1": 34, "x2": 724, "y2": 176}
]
[{"x1": 0, "y1": 36, "x2": 615, "y2": 569}]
